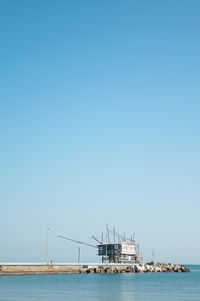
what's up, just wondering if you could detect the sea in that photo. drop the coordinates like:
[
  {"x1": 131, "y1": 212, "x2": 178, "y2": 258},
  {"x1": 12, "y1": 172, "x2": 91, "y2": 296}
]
[{"x1": 0, "y1": 265, "x2": 199, "y2": 301}]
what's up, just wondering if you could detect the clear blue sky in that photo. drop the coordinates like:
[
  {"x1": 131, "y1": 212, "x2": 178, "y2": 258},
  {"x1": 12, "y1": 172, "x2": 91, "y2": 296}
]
[{"x1": 0, "y1": 0, "x2": 200, "y2": 264}]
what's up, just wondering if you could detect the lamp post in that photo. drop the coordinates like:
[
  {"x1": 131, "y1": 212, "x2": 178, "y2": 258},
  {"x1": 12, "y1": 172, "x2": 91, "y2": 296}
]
[{"x1": 46, "y1": 228, "x2": 50, "y2": 265}]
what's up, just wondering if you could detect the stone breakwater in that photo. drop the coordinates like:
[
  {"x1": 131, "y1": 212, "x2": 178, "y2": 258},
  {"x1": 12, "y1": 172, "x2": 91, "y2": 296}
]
[
  {"x1": 81, "y1": 263, "x2": 190, "y2": 274},
  {"x1": 134, "y1": 263, "x2": 190, "y2": 273},
  {"x1": 0, "y1": 263, "x2": 190, "y2": 275}
]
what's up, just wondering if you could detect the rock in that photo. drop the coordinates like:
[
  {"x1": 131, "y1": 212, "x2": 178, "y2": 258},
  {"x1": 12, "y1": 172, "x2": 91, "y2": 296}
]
[
  {"x1": 174, "y1": 265, "x2": 181, "y2": 272},
  {"x1": 81, "y1": 263, "x2": 190, "y2": 274},
  {"x1": 134, "y1": 266, "x2": 139, "y2": 273}
]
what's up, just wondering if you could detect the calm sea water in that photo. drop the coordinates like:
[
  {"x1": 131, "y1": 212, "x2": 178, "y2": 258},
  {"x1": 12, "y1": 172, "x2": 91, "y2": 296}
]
[{"x1": 0, "y1": 265, "x2": 199, "y2": 301}]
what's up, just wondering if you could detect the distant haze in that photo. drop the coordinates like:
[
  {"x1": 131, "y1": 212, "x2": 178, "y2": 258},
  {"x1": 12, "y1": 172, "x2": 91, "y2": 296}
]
[{"x1": 0, "y1": 0, "x2": 200, "y2": 264}]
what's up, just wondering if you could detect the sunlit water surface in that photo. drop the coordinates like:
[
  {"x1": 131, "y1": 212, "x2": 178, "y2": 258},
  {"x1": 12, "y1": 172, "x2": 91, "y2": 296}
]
[{"x1": 0, "y1": 265, "x2": 199, "y2": 301}]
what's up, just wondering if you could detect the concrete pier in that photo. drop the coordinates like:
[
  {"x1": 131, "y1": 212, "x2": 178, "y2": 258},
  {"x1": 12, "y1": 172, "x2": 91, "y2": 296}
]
[{"x1": 0, "y1": 263, "x2": 190, "y2": 275}]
